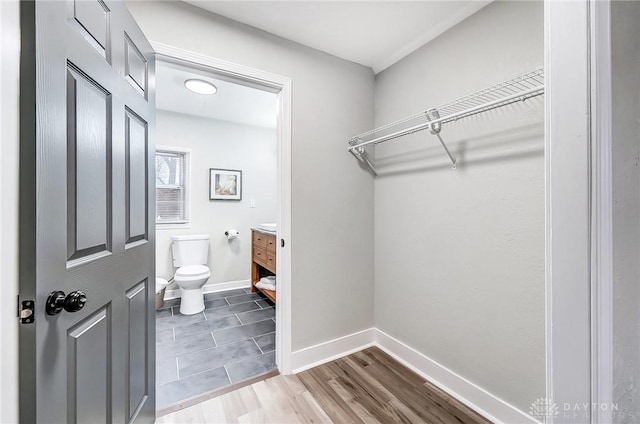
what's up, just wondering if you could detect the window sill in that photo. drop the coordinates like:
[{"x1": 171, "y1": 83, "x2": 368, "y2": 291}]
[{"x1": 157, "y1": 223, "x2": 191, "y2": 230}]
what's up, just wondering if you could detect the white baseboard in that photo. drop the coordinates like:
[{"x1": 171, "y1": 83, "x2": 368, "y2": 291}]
[
  {"x1": 373, "y1": 329, "x2": 538, "y2": 424},
  {"x1": 164, "y1": 279, "x2": 251, "y2": 300},
  {"x1": 290, "y1": 328, "x2": 376, "y2": 373},
  {"x1": 289, "y1": 327, "x2": 537, "y2": 424}
]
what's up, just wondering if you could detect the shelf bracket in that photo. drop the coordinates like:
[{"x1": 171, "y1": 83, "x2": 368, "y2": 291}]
[
  {"x1": 427, "y1": 110, "x2": 457, "y2": 169},
  {"x1": 349, "y1": 145, "x2": 378, "y2": 176}
]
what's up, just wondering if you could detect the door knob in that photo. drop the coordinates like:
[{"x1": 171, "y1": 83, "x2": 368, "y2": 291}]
[
  {"x1": 46, "y1": 290, "x2": 87, "y2": 315},
  {"x1": 64, "y1": 291, "x2": 87, "y2": 312}
]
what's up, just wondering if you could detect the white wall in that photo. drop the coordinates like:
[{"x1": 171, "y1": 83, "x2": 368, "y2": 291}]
[
  {"x1": 373, "y1": 1, "x2": 545, "y2": 413},
  {"x1": 0, "y1": 1, "x2": 20, "y2": 422},
  {"x1": 127, "y1": 1, "x2": 376, "y2": 351},
  {"x1": 612, "y1": 1, "x2": 640, "y2": 422},
  {"x1": 156, "y1": 110, "x2": 277, "y2": 291}
]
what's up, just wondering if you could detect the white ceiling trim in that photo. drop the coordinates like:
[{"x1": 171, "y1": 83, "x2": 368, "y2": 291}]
[{"x1": 372, "y1": 1, "x2": 492, "y2": 74}]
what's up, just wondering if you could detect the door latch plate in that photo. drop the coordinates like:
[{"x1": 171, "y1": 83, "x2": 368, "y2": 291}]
[{"x1": 19, "y1": 300, "x2": 35, "y2": 324}]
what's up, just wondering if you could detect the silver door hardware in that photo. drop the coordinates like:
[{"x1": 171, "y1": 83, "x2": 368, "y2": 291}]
[{"x1": 19, "y1": 299, "x2": 35, "y2": 324}]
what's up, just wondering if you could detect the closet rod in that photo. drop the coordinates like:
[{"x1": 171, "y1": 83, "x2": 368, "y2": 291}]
[{"x1": 347, "y1": 84, "x2": 543, "y2": 152}]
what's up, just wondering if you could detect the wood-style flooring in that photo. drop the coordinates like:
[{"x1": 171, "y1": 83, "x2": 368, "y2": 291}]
[{"x1": 157, "y1": 346, "x2": 492, "y2": 423}]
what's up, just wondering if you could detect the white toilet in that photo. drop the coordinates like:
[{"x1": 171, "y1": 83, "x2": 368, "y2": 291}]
[{"x1": 171, "y1": 235, "x2": 211, "y2": 315}]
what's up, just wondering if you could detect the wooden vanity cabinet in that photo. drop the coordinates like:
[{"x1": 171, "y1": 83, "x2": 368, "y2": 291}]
[{"x1": 251, "y1": 229, "x2": 276, "y2": 302}]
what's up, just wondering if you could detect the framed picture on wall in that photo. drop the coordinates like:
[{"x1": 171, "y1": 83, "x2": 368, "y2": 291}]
[{"x1": 209, "y1": 168, "x2": 242, "y2": 200}]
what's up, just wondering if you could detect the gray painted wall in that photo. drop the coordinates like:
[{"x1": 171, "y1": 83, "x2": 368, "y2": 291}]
[
  {"x1": 155, "y1": 110, "x2": 278, "y2": 288},
  {"x1": 373, "y1": 1, "x2": 545, "y2": 412},
  {"x1": 127, "y1": 1, "x2": 376, "y2": 350},
  {"x1": 612, "y1": 2, "x2": 640, "y2": 422}
]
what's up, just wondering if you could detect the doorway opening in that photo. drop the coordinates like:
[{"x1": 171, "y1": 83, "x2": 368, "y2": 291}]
[{"x1": 152, "y1": 49, "x2": 292, "y2": 415}]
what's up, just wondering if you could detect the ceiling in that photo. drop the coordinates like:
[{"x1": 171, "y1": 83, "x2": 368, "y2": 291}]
[
  {"x1": 156, "y1": 61, "x2": 278, "y2": 128},
  {"x1": 183, "y1": 1, "x2": 492, "y2": 74}
]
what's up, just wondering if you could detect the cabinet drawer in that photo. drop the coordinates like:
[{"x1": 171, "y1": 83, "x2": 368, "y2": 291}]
[
  {"x1": 253, "y1": 246, "x2": 268, "y2": 266},
  {"x1": 252, "y1": 231, "x2": 267, "y2": 249},
  {"x1": 266, "y1": 252, "x2": 276, "y2": 272},
  {"x1": 266, "y1": 235, "x2": 276, "y2": 253}
]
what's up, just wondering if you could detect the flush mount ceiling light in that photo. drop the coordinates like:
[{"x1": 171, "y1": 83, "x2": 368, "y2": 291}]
[{"x1": 184, "y1": 79, "x2": 217, "y2": 95}]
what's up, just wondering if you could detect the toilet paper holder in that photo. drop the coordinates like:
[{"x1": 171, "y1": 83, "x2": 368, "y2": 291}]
[{"x1": 225, "y1": 229, "x2": 239, "y2": 240}]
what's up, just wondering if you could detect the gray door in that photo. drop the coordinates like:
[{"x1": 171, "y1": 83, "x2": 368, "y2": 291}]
[{"x1": 19, "y1": 1, "x2": 155, "y2": 422}]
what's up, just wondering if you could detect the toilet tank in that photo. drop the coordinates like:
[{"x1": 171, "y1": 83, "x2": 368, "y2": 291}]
[{"x1": 171, "y1": 235, "x2": 210, "y2": 267}]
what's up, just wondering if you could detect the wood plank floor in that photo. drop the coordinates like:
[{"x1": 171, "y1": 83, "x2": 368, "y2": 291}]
[
  {"x1": 156, "y1": 371, "x2": 332, "y2": 424},
  {"x1": 157, "y1": 346, "x2": 491, "y2": 423}
]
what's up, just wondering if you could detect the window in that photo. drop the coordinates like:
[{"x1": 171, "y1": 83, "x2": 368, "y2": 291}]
[{"x1": 156, "y1": 147, "x2": 190, "y2": 225}]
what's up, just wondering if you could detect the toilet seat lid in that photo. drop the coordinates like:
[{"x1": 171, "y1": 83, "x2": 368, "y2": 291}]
[{"x1": 176, "y1": 265, "x2": 210, "y2": 278}]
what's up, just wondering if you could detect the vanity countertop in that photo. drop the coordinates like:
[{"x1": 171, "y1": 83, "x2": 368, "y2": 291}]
[{"x1": 250, "y1": 227, "x2": 277, "y2": 236}]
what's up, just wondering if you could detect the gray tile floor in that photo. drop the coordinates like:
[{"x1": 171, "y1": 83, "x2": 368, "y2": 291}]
[{"x1": 156, "y1": 288, "x2": 276, "y2": 410}]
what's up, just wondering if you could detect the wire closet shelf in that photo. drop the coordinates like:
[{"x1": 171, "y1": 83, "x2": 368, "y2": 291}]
[{"x1": 348, "y1": 67, "x2": 544, "y2": 174}]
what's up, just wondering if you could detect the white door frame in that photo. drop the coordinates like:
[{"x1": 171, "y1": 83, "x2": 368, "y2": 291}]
[
  {"x1": 150, "y1": 42, "x2": 294, "y2": 374},
  {"x1": 589, "y1": 1, "x2": 614, "y2": 422},
  {"x1": 0, "y1": 1, "x2": 21, "y2": 423},
  {"x1": 545, "y1": 0, "x2": 613, "y2": 422}
]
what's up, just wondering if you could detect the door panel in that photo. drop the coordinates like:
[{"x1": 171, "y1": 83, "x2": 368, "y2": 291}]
[
  {"x1": 125, "y1": 109, "x2": 148, "y2": 245},
  {"x1": 126, "y1": 280, "x2": 148, "y2": 421},
  {"x1": 19, "y1": 1, "x2": 156, "y2": 422},
  {"x1": 124, "y1": 34, "x2": 147, "y2": 97},
  {"x1": 66, "y1": 64, "x2": 112, "y2": 262},
  {"x1": 67, "y1": 307, "x2": 111, "y2": 424},
  {"x1": 72, "y1": 0, "x2": 110, "y2": 55}
]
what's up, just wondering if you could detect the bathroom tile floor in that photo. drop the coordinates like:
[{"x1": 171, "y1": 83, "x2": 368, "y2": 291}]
[{"x1": 155, "y1": 288, "x2": 276, "y2": 410}]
